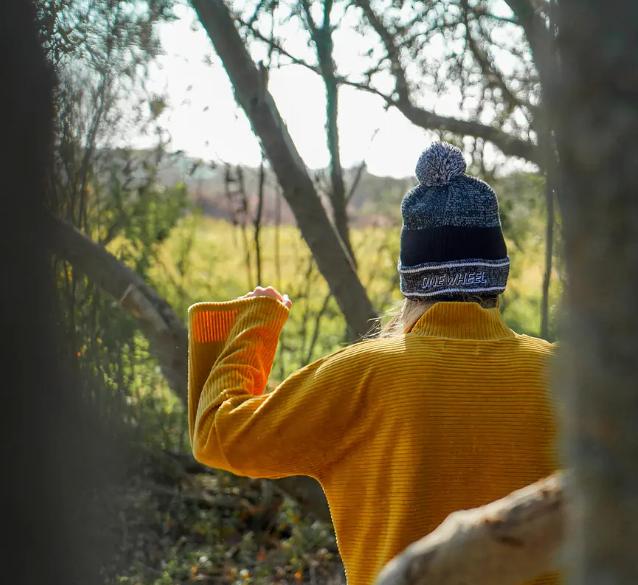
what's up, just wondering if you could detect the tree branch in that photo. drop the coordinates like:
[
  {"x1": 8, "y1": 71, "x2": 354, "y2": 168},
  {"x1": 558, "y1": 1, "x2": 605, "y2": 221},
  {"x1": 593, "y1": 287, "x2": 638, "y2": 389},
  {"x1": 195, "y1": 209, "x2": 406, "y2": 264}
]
[
  {"x1": 300, "y1": 0, "x2": 353, "y2": 258},
  {"x1": 240, "y1": 2, "x2": 540, "y2": 165},
  {"x1": 45, "y1": 212, "x2": 332, "y2": 523},
  {"x1": 460, "y1": 0, "x2": 521, "y2": 113},
  {"x1": 235, "y1": 14, "x2": 320, "y2": 75},
  {"x1": 376, "y1": 472, "x2": 566, "y2": 585},
  {"x1": 339, "y1": 75, "x2": 539, "y2": 162},
  {"x1": 502, "y1": 0, "x2": 556, "y2": 98},
  {"x1": 45, "y1": 212, "x2": 189, "y2": 401},
  {"x1": 354, "y1": 0, "x2": 409, "y2": 100},
  {"x1": 353, "y1": 0, "x2": 541, "y2": 165},
  {"x1": 190, "y1": 0, "x2": 376, "y2": 338},
  {"x1": 400, "y1": 102, "x2": 539, "y2": 163}
]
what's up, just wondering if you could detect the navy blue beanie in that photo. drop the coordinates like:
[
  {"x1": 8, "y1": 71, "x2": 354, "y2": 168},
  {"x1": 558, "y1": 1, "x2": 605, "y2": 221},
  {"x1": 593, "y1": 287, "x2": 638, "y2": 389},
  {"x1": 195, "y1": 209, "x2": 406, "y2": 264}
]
[{"x1": 398, "y1": 142, "x2": 509, "y2": 300}]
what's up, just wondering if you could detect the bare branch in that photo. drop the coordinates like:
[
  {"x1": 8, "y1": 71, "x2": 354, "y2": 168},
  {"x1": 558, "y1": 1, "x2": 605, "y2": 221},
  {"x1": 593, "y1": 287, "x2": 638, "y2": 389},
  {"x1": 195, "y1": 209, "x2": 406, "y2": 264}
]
[
  {"x1": 460, "y1": 0, "x2": 520, "y2": 112},
  {"x1": 354, "y1": 0, "x2": 410, "y2": 100},
  {"x1": 338, "y1": 76, "x2": 395, "y2": 102},
  {"x1": 376, "y1": 473, "x2": 566, "y2": 585},
  {"x1": 234, "y1": 12, "x2": 320, "y2": 75},
  {"x1": 502, "y1": 0, "x2": 556, "y2": 95},
  {"x1": 239, "y1": 0, "x2": 540, "y2": 165},
  {"x1": 353, "y1": 0, "x2": 541, "y2": 165},
  {"x1": 402, "y1": 101, "x2": 539, "y2": 163},
  {"x1": 190, "y1": 0, "x2": 377, "y2": 338}
]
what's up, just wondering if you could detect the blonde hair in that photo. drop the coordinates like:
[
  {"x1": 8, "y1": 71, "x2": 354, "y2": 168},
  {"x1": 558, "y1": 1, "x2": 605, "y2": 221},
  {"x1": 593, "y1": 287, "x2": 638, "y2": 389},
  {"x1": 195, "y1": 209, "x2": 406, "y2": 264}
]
[{"x1": 377, "y1": 296, "x2": 499, "y2": 338}]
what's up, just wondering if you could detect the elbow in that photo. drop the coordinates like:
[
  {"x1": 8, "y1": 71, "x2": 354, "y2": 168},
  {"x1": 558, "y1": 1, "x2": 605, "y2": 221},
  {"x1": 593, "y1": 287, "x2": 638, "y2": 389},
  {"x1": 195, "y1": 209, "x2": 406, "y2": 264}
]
[
  {"x1": 191, "y1": 407, "x2": 261, "y2": 477},
  {"x1": 191, "y1": 428, "x2": 225, "y2": 470},
  {"x1": 191, "y1": 420, "x2": 241, "y2": 474},
  {"x1": 191, "y1": 441, "x2": 207, "y2": 466},
  {"x1": 193, "y1": 433, "x2": 256, "y2": 478},
  {"x1": 190, "y1": 415, "x2": 216, "y2": 468}
]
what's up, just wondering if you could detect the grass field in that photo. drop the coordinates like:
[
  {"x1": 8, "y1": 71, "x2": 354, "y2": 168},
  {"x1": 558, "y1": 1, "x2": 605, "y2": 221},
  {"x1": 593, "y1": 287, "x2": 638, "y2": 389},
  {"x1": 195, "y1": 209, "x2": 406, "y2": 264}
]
[{"x1": 152, "y1": 214, "x2": 561, "y2": 383}]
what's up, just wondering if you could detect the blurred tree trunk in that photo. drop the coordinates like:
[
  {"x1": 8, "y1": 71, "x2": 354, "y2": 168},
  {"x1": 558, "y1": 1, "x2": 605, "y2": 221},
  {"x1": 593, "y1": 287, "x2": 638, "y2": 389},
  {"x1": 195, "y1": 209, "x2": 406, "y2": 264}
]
[
  {"x1": 551, "y1": 1, "x2": 638, "y2": 583},
  {"x1": 190, "y1": 0, "x2": 376, "y2": 338},
  {"x1": 0, "y1": 0, "x2": 121, "y2": 581}
]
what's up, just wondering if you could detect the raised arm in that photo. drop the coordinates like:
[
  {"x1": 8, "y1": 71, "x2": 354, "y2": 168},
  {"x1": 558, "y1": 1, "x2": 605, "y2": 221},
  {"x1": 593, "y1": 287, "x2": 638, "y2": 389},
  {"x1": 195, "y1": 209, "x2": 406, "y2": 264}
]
[{"x1": 188, "y1": 294, "x2": 373, "y2": 479}]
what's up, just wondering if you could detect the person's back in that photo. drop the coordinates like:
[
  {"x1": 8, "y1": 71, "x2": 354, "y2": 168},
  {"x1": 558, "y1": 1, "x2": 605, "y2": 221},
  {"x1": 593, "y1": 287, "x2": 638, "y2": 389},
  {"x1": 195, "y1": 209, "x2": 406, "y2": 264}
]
[
  {"x1": 188, "y1": 143, "x2": 559, "y2": 585},
  {"x1": 315, "y1": 302, "x2": 556, "y2": 585}
]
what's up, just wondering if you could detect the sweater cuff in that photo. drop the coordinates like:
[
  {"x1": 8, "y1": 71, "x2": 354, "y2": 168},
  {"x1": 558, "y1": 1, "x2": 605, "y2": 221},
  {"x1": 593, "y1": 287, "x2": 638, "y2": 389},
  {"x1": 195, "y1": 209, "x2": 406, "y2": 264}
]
[{"x1": 189, "y1": 296, "x2": 289, "y2": 345}]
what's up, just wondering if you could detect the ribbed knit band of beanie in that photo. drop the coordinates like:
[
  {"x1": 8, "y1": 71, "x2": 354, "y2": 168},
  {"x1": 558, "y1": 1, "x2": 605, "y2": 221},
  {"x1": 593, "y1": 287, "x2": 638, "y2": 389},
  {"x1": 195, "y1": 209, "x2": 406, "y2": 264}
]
[{"x1": 398, "y1": 142, "x2": 510, "y2": 300}]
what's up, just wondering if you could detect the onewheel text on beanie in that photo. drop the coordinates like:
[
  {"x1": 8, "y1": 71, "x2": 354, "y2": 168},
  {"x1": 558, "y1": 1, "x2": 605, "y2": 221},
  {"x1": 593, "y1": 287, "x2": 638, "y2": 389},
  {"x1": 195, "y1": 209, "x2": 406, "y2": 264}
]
[
  {"x1": 422, "y1": 272, "x2": 488, "y2": 289},
  {"x1": 399, "y1": 257, "x2": 510, "y2": 299}
]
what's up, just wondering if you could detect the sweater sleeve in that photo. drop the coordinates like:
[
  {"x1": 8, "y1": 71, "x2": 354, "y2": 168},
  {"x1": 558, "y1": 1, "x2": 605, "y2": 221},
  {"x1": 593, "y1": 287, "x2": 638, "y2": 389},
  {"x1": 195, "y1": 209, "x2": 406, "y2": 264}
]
[{"x1": 188, "y1": 296, "x2": 372, "y2": 479}]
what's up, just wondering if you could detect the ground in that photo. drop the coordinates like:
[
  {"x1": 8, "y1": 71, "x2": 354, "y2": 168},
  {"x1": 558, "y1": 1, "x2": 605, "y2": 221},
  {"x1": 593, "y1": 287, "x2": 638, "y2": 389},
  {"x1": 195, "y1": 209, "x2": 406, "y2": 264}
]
[{"x1": 106, "y1": 449, "x2": 345, "y2": 585}]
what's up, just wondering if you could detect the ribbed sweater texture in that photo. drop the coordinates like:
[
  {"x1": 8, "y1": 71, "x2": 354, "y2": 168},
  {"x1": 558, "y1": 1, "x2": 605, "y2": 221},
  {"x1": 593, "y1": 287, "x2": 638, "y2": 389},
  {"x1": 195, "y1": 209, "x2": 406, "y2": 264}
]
[{"x1": 188, "y1": 298, "x2": 558, "y2": 585}]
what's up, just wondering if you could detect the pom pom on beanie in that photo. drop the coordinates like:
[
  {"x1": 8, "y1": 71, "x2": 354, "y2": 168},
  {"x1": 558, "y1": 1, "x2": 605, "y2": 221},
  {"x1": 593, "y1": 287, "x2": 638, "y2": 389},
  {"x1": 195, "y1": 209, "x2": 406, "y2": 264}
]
[{"x1": 415, "y1": 142, "x2": 467, "y2": 187}]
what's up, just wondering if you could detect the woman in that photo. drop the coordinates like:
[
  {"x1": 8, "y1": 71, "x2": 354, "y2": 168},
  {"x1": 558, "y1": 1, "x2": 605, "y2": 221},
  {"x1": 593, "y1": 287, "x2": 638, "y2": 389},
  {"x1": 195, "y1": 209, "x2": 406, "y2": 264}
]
[{"x1": 188, "y1": 142, "x2": 558, "y2": 585}]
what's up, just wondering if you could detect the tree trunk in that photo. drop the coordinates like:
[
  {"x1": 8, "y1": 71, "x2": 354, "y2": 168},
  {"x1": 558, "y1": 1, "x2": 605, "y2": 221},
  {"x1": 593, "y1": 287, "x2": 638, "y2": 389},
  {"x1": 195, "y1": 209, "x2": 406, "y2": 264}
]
[
  {"x1": 541, "y1": 171, "x2": 555, "y2": 340},
  {"x1": 190, "y1": 0, "x2": 377, "y2": 339},
  {"x1": 1, "y1": 1, "x2": 122, "y2": 581},
  {"x1": 254, "y1": 157, "x2": 265, "y2": 285},
  {"x1": 376, "y1": 473, "x2": 566, "y2": 585},
  {"x1": 325, "y1": 72, "x2": 353, "y2": 262},
  {"x1": 551, "y1": 1, "x2": 638, "y2": 583},
  {"x1": 306, "y1": 0, "x2": 355, "y2": 263}
]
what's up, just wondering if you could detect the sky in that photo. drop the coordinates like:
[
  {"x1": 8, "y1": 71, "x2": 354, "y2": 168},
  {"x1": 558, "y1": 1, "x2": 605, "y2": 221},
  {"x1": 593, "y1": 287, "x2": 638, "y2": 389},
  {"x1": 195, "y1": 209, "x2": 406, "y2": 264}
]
[{"x1": 141, "y1": 2, "x2": 520, "y2": 178}]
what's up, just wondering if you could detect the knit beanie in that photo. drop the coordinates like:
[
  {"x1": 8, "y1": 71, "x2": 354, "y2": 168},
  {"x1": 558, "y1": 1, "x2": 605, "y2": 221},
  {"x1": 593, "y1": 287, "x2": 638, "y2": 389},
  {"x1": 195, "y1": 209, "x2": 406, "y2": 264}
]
[{"x1": 399, "y1": 142, "x2": 509, "y2": 300}]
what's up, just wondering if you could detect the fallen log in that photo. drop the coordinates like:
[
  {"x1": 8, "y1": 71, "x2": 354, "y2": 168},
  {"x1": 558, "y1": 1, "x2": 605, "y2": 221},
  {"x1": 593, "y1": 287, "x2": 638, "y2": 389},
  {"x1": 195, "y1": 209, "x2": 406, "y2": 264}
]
[{"x1": 376, "y1": 472, "x2": 566, "y2": 585}]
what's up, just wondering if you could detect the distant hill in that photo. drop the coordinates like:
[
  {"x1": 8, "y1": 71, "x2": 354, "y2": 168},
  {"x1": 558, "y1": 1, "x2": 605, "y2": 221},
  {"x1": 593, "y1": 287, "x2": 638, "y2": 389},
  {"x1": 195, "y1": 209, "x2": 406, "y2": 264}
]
[
  {"x1": 96, "y1": 149, "x2": 539, "y2": 230},
  {"x1": 95, "y1": 149, "x2": 414, "y2": 227}
]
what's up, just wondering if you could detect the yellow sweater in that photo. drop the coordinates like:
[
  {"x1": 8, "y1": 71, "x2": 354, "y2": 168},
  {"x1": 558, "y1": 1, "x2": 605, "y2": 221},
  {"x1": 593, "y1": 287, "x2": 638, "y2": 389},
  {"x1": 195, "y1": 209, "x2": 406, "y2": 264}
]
[{"x1": 188, "y1": 298, "x2": 558, "y2": 585}]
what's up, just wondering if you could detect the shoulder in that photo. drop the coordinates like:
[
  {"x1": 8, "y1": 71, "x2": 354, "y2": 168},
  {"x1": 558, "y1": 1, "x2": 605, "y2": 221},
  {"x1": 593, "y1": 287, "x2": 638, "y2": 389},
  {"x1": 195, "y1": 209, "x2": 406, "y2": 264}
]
[
  {"x1": 514, "y1": 333, "x2": 558, "y2": 357},
  {"x1": 299, "y1": 336, "x2": 409, "y2": 377}
]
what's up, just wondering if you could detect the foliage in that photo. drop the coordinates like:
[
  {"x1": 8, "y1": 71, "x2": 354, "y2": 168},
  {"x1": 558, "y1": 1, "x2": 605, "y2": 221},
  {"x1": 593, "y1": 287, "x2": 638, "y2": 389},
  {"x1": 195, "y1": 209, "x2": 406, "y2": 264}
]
[
  {"x1": 43, "y1": 0, "x2": 183, "y2": 444},
  {"x1": 38, "y1": 0, "x2": 174, "y2": 69},
  {"x1": 103, "y1": 457, "x2": 344, "y2": 585},
  {"x1": 495, "y1": 172, "x2": 563, "y2": 340},
  {"x1": 60, "y1": 162, "x2": 190, "y2": 442}
]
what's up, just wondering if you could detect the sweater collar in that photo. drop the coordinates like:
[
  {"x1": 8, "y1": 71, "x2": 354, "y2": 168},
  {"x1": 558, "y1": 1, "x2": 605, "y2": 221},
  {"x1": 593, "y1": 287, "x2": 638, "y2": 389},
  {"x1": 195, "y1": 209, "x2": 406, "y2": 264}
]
[{"x1": 410, "y1": 302, "x2": 515, "y2": 340}]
